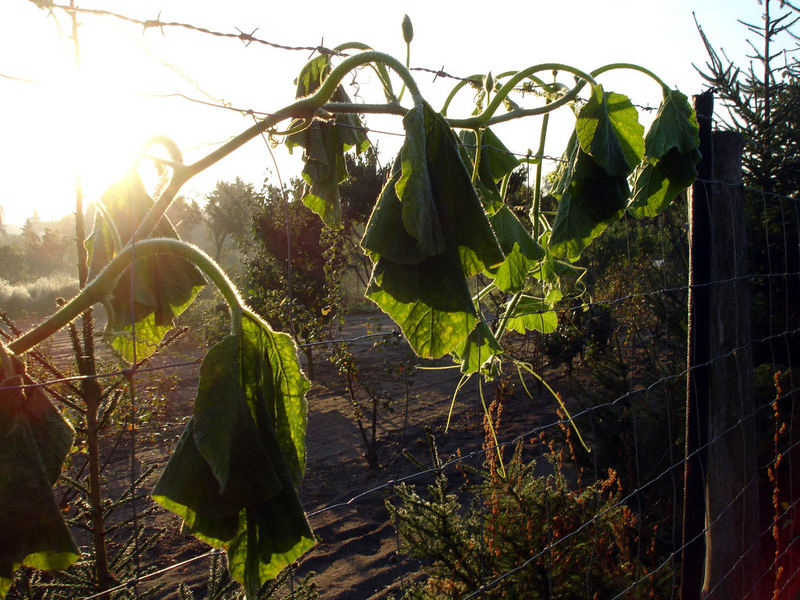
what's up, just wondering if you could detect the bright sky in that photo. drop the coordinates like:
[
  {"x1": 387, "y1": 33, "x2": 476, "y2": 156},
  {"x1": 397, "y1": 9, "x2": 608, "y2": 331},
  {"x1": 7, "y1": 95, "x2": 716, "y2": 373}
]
[{"x1": 0, "y1": 0, "x2": 779, "y2": 225}]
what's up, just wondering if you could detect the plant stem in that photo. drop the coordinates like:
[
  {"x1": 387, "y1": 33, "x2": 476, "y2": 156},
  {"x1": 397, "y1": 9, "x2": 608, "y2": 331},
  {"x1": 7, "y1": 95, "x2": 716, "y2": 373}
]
[
  {"x1": 590, "y1": 62, "x2": 668, "y2": 90},
  {"x1": 532, "y1": 105, "x2": 551, "y2": 239},
  {"x1": 471, "y1": 129, "x2": 483, "y2": 183},
  {"x1": 10, "y1": 239, "x2": 244, "y2": 355},
  {"x1": 493, "y1": 291, "x2": 523, "y2": 341},
  {"x1": 450, "y1": 63, "x2": 595, "y2": 128}
]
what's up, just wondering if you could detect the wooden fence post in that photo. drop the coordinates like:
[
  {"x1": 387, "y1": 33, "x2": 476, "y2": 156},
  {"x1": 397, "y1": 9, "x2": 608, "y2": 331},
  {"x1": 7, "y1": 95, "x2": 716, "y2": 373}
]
[
  {"x1": 701, "y1": 130, "x2": 760, "y2": 598},
  {"x1": 681, "y1": 90, "x2": 760, "y2": 598}
]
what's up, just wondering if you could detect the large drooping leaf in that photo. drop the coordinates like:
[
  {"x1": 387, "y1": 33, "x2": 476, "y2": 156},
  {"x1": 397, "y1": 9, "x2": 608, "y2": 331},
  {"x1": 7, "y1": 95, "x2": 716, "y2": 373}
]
[
  {"x1": 549, "y1": 137, "x2": 629, "y2": 261},
  {"x1": 628, "y1": 147, "x2": 701, "y2": 218},
  {"x1": 362, "y1": 103, "x2": 504, "y2": 358},
  {"x1": 454, "y1": 321, "x2": 502, "y2": 375},
  {"x1": 628, "y1": 90, "x2": 700, "y2": 218},
  {"x1": 0, "y1": 351, "x2": 78, "y2": 598},
  {"x1": 642, "y1": 89, "x2": 700, "y2": 158},
  {"x1": 86, "y1": 171, "x2": 205, "y2": 362},
  {"x1": 504, "y1": 295, "x2": 558, "y2": 334},
  {"x1": 488, "y1": 206, "x2": 545, "y2": 292},
  {"x1": 153, "y1": 313, "x2": 313, "y2": 598},
  {"x1": 285, "y1": 55, "x2": 369, "y2": 229},
  {"x1": 575, "y1": 85, "x2": 644, "y2": 178}
]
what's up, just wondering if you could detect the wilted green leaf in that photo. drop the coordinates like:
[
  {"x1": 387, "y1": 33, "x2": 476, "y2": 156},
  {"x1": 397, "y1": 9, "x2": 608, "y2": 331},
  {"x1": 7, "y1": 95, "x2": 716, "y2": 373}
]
[
  {"x1": 644, "y1": 89, "x2": 700, "y2": 158},
  {"x1": 549, "y1": 144, "x2": 629, "y2": 261},
  {"x1": 286, "y1": 55, "x2": 370, "y2": 229},
  {"x1": 0, "y1": 365, "x2": 78, "y2": 597},
  {"x1": 454, "y1": 321, "x2": 502, "y2": 375},
  {"x1": 627, "y1": 90, "x2": 700, "y2": 218},
  {"x1": 86, "y1": 171, "x2": 205, "y2": 362},
  {"x1": 395, "y1": 105, "x2": 445, "y2": 257},
  {"x1": 504, "y1": 295, "x2": 558, "y2": 334},
  {"x1": 366, "y1": 254, "x2": 477, "y2": 359},
  {"x1": 362, "y1": 103, "x2": 503, "y2": 358},
  {"x1": 576, "y1": 85, "x2": 644, "y2": 177},
  {"x1": 628, "y1": 148, "x2": 700, "y2": 218},
  {"x1": 153, "y1": 314, "x2": 313, "y2": 598}
]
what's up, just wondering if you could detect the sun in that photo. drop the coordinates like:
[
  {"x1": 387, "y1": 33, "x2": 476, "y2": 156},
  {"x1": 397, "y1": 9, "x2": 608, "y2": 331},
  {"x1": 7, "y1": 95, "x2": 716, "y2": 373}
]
[{"x1": 2, "y1": 21, "x2": 171, "y2": 226}]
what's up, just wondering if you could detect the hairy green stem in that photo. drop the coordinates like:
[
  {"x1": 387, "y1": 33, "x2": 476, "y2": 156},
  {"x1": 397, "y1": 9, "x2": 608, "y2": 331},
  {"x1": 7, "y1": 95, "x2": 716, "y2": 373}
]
[
  {"x1": 9, "y1": 239, "x2": 243, "y2": 355},
  {"x1": 450, "y1": 63, "x2": 595, "y2": 128},
  {"x1": 591, "y1": 62, "x2": 668, "y2": 90}
]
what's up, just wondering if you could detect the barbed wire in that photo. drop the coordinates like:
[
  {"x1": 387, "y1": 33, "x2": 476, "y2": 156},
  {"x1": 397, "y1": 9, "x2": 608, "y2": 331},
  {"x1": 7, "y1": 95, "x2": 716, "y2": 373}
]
[{"x1": 32, "y1": 0, "x2": 343, "y2": 56}]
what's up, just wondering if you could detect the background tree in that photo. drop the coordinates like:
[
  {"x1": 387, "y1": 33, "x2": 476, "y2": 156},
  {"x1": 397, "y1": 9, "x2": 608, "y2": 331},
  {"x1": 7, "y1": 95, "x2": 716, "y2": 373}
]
[
  {"x1": 204, "y1": 178, "x2": 255, "y2": 260},
  {"x1": 696, "y1": 0, "x2": 800, "y2": 365},
  {"x1": 167, "y1": 195, "x2": 204, "y2": 235},
  {"x1": 240, "y1": 179, "x2": 343, "y2": 378},
  {"x1": 337, "y1": 147, "x2": 390, "y2": 288}
]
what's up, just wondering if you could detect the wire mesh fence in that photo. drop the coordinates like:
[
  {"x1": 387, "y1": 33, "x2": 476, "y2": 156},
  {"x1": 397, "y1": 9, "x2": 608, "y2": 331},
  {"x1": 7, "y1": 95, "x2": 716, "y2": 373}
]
[
  {"x1": 1, "y1": 6, "x2": 799, "y2": 598},
  {"x1": 3, "y1": 135, "x2": 796, "y2": 599}
]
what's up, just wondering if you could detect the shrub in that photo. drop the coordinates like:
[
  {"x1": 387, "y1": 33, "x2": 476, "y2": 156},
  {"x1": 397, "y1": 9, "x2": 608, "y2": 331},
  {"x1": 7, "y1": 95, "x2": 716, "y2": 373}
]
[{"x1": 387, "y1": 399, "x2": 664, "y2": 599}]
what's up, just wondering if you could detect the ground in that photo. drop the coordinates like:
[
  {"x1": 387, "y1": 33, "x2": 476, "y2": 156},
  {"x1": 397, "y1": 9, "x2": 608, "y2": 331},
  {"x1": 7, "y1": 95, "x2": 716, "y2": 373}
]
[{"x1": 29, "y1": 310, "x2": 562, "y2": 600}]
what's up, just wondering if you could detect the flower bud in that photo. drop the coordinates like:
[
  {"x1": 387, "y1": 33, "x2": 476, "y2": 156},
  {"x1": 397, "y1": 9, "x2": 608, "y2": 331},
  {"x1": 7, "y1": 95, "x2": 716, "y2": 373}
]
[
  {"x1": 402, "y1": 15, "x2": 414, "y2": 44},
  {"x1": 484, "y1": 71, "x2": 494, "y2": 95}
]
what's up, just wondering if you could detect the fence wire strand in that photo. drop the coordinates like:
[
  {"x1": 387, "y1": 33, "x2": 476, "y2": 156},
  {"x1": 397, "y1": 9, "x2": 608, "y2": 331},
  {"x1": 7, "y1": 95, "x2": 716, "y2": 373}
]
[{"x1": 2, "y1": 14, "x2": 799, "y2": 592}]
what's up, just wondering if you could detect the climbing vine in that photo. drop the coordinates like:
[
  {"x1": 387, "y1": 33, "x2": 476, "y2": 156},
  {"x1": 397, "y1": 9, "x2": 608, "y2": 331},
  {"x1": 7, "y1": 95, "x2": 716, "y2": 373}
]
[{"x1": 0, "y1": 13, "x2": 699, "y2": 599}]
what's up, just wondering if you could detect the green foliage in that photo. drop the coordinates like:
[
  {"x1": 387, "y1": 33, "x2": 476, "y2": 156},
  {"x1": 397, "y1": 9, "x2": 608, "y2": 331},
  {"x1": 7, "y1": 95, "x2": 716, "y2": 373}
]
[
  {"x1": 576, "y1": 85, "x2": 644, "y2": 177},
  {"x1": 4, "y1": 19, "x2": 702, "y2": 597},
  {"x1": 204, "y1": 179, "x2": 257, "y2": 260},
  {"x1": 629, "y1": 89, "x2": 700, "y2": 218},
  {"x1": 286, "y1": 56, "x2": 370, "y2": 228},
  {"x1": 241, "y1": 180, "x2": 348, "y2": 378},
  {"x1": 86, "y1": 171, "x2": 206, "y2": 362},
  {"x1": 362, "y1": 102, "x2": 504, "y2": 358},
  {"x1": 153, "y1": 313, "x2": 312, "y2": 598}
]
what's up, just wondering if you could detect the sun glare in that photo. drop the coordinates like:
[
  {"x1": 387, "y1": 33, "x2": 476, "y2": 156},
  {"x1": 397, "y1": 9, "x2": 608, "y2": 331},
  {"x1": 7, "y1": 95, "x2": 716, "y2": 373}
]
[{"x1": 12, "y1": 25, "x2": 166, "y2": 225}]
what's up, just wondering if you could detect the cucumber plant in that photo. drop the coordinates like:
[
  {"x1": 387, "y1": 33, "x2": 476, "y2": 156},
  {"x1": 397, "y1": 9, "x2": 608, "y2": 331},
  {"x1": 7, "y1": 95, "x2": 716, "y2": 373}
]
[{"x1": 0, "y1": 13, "x2": 699, "y2": 599}]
